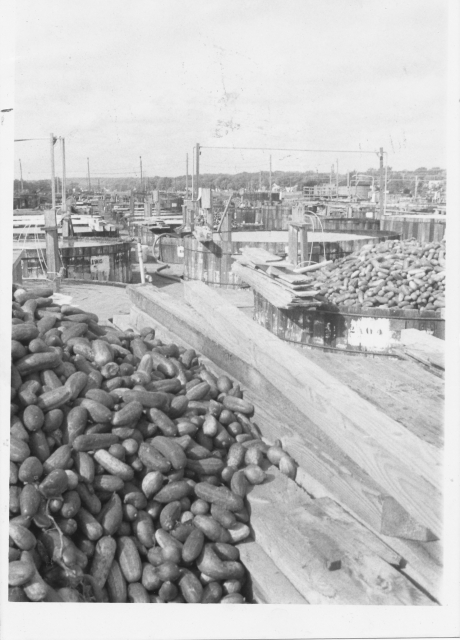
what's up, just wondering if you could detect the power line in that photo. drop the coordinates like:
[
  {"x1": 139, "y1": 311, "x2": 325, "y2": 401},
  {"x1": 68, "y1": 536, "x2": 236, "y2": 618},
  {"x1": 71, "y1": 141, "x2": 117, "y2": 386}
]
[{"x1": 201, "y1": 145, "x2": 379, "y2": 155}]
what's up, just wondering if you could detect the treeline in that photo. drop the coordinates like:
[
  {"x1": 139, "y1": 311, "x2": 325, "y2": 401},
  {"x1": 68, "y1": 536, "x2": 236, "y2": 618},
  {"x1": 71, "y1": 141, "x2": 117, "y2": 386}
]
[{"x1": 14, "y1": 166, "x2": 445, "y2": 195}]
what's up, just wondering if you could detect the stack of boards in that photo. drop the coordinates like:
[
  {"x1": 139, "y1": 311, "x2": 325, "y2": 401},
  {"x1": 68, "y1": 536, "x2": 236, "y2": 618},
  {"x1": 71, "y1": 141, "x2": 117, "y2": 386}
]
[{"x1": 232, "y1": 248, "x2": 329, "y2": 310}]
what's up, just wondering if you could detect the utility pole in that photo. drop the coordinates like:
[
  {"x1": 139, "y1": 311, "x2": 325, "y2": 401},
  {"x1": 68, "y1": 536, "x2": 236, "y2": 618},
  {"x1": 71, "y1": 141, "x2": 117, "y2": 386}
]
[
  {"x1": 379, "y1": 147, "x2": 384, "y2": 219},
  {"x1": 414, "y1": 175, "x2": 418, "y2": 200},
  {"x1": 336, "y1": 158, "x2": 339, "y2": 200},
  {"x1": 269, "y1": 155, "x2": 272, "y2": 204},
  {"x1": 259, "y1": 171, "x2": 262, "y2": 192},
  {"x1": 186, "y1": 153, "x2": 189, "y2": 198},
  {"x1": 195, "y1": 143, "x2": 200, "y2": 200},
  {"x1": 61, "y1": 137, "x2": 67, "y2": 214},
  {"x1": 87, "y1": 158, "x2": 91, "y2": 192},
  {"x1": 191, "y1": 148, "x2": 195, "y2": 199},
  {"x1": 384, "y1": 164, "x2": 388, "y2": 215},
  {"x1": 19, "y1": 159, "x2": 24, "y2": 192},
  {"x1": 50, "y1": 133, "x2": 56, "y2": 209},
  {"x1": 140, "y1": 156, "x2": 143, "y2": 191}
]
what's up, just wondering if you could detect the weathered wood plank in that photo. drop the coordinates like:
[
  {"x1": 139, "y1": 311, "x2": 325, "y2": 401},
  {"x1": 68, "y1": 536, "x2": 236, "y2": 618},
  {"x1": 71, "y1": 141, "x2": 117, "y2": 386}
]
[
  {"x1": 126, "y1": 285, "x2": 436, "y2": 542},
  {"x1": 247, "y1": 466, "x2": 433, "y2": 605},
  {"x1": 237, "y1": 539, "x2": 309, "y2": 604},
  {"x1": 183, "y1": 281, "x2": 442, "y2": 538},
  {"x1": 291, "y1": 346, "x2": 444, "y2": 449}
]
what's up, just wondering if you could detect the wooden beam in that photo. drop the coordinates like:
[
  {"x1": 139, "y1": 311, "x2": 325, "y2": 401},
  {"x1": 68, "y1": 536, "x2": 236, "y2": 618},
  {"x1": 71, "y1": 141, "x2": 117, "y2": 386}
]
[{"x1": 183, "y1": 281, "x2": 442, "y2": 538}]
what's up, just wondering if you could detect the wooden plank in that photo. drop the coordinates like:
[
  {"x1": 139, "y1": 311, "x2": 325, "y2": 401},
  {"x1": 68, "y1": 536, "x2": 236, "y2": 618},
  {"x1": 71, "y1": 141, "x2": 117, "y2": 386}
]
[
  {"x1": 301, "y1": 347, "x2": 443, "y2": 449},
  {"x1": 266, "y1": 266, "x2": 312, "y2": 284},
  {"x1": 232, "y1": 263, "x2": 293, "y2": 308},
  {"x1": 127, "y1": 285, "x2": 436, "y2": 541},
  {"x1": 183, "y1": 281, "x2": 442, "y2": 538},
  {"x1": 237, "y1": 539, "x2": 309, "y2": 604},
  {"x1": 294, "y1": 260, "x2": 333, "y2": 273},
  {"x1": 314, "y1": 496, "x2": 442, "y2": 599},
  {"x1": 247, "y1": 466, "x2": 433, "y2": 605},
  {"x1": 399, "y1": 328, "x2": 445, "y2": 370},
  {"x1": 240, "y1": 246, "x2": 283, "y2": 264},
  {"x1": 249, "y1": 390, "x2": 436, "y2": 544}
]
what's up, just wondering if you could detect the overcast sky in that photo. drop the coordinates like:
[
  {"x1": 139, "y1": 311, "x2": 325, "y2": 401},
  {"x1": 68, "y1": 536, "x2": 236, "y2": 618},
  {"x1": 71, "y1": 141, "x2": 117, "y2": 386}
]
[{"x1": 13, "y1": 0, "x2": 448, "y2": 181}]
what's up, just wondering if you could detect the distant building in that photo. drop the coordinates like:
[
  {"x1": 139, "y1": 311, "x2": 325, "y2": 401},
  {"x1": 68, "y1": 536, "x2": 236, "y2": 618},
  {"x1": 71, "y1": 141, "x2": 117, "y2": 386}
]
[
  {"x1": 13, "y1": 193, "x2": 41, "y2": 209},
  {"x1": 314, "y1": 184, "x2": 337, "y2": 197},
  {"x1": 337, "y1": 185, "x2": 371, "y2": 199}
]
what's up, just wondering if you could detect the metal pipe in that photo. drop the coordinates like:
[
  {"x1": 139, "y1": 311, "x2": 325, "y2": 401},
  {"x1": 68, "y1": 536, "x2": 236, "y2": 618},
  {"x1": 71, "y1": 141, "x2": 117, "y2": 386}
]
[{"x1": 137, "y1": 240, "x2": 146, "y2": 284}]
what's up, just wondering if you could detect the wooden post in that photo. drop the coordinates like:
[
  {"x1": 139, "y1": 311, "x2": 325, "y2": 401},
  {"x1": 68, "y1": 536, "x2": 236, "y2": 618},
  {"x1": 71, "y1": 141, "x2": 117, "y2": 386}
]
[
  {"x1": 378, "y1": 147, "x2": 384, "y2": 220},
  {"x1": 191, "y1": 148, "x2": 195, "y2": 200},
  {"x1": 153, "y1": 189, "x2": 161, "y2": 215},
  {"x1": 220, "y1": 205, "x2": 232, "y2": 253},
  {"x1": 195, "y1": 143, "x2": 200, "y2": 200},
  {"x1": 137, "y1": 240, "x2": 145, "y2": 284},
  {"x1": 61, "y1": 137, "x2": 67, "y2": 215},
  {"x1": 190, "y1": 203, "x2": 195, "y2": 232},
  {"x1": 186, "y1": 153, "x2": 189, "y2": 198},
  {"x1": 44, "y1": 209, "x2": 61, "y2": 291},
  {"x1": 269, "y1": 155, "x2": 272, "y2": 204},
  {"x1": 288, "y1": 224, "x2": 298, "y2": 265},
  {"x1": 299, "y1": 225, "x2": 309, "y2": 265},
  {"x1": 129, "y1": 190, "x2": 134, "y2": 216},
  {"x1": 336, "y1": 158, "x2": 339, "y2": 200},
  {"x1": 50, "y1": 133, "x2": 56, "y2": 209},
  {"x1": 288, "y1": 222, "x2": 309, "y2": 266},
  {"x1": 87, "y1": 157, "x2": 91, "y2": 191}
]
